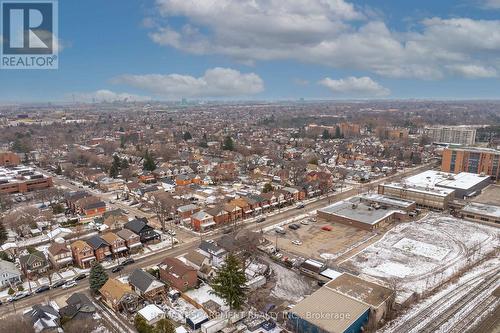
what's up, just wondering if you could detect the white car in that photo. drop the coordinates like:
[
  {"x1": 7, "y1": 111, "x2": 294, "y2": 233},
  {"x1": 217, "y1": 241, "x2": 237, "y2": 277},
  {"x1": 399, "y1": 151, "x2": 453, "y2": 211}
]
[
  {"x1": 300, "y1": 220, "x2": 309, "y2": 225},
  {"x1": 62, "y1": 281, "x2": 77, "y2": 289},
  {"x1": 292, "y1": 240, "x2": 303, "y2": 246}
]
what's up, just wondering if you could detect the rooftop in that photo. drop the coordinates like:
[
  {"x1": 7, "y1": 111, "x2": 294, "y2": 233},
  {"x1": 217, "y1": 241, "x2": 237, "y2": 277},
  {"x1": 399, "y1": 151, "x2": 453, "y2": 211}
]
[
  {"x1": 382, "y1": 182, "x2": 454, "y2": 197},
  {"x1": 405, "y1": 170, "x2": 489, "y2": 190},
  {"x1": 462, "y1": 202, "x2": 500, "y2": 219}
]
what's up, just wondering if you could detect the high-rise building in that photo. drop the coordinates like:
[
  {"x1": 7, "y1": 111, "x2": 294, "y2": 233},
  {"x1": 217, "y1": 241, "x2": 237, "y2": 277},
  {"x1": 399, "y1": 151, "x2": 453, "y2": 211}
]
[
  {"x1": 424, "y1": 126, "x2": 476, "y2": 145},
  {"x1": 441, "y1": 146, "x2": 500, "y2": 179}
]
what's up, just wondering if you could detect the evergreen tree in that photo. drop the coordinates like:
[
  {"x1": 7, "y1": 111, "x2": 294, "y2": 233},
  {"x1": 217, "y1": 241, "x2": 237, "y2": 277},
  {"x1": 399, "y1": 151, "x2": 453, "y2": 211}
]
[
  {"x1": 183, "y1": 131, "x2": 192, "y2": 141},
  {"x1": 109, "y1": 164, "x2": 119, "y2": 178},
  {"x1": 0, "y1": 221, "x2": 7, "y2": 246},
  {"x1": 143, "y1": 150, "x2": 156, "y2": 171},
  {"x1": 322, "y1": 129, "x2": 330, "y2": 140},
  {"x1": 210, "y1": 253, "x2": 248, "y2": 310},
  {"x1": 154, "y1": 319, "x2": 175, "y2": 333},
  {"x1": 134, "y1": 315, "x2": 154, "y2": 333},
  {"x1": 334, "y1": 126, "x2": 342, "y2": 139},
  {"x1": 89, "y1": 263, "x2": 108, "y2": 293},
  {"x1": 222, "y1": 136, "x2": 234, "y2": 151},
  {"x1": 55, "y1": 165, "x2": 62, "y2": 175},
  {"x1": 121, "y1": 158, "x2": 129, "y2": 169},
  {"x1": 262, "y1": 183, "x2": 273, "y2": 193}
]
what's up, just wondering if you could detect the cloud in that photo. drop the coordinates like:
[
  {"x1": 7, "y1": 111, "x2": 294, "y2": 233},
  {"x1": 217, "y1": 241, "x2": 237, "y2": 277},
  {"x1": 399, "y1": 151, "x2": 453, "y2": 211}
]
[
  {"x1": 319, "y1": 76, "x2": 390, "y2": 97},
  {"x1": 147, "y1": 0, "x2": 500, "y2": 79},
  {"x1": 481, "y1": 0, "x2": 500, "y2": 9},
  {"x1": 113, "y1": 67, "x2": 264, "y2": 98},
  {"x1": 72, "y1": 90, "x2": 151, "y2": 103}
]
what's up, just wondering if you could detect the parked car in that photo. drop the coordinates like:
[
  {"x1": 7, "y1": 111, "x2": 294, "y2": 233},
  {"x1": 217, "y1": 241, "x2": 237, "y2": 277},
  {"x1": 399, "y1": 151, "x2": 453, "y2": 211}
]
[
  {"x1": 74, "y1": 273, "x2": 87, "y2": 281},
  {"x1": 261, "y1": 319, "x2": 277, "y2": 330},
  {"x1": 8, "y1": 291, "x2": 31, "y2": 302},
  {"x1": 288, "y1": 224, "x2": 300, "y2": 230},
  {"x1": 122, "y1": 258, "x2": 135, "y2": 265},
  {"x1": 295, "y1": 203, "x2": 305, "y2": 209},
  {"x1": 256, "y1": 217, "x2": 266, "y2": 223},
  {"x1": 274, "y1": 226, "x2": 286, "y2": 234},
  {"x1": 35, "y1": 285, "x2": 50, "y2": 294},
  {"x1": 51, "y1": 280, "x2": 66, "y2": 289},
  {"x1": 111, "y1": 265, "x2": 124, "y2": 273},
  {"x1": 300, "y1": 220, "x2": 309, "y2": 225},
  {"x1": 321, "y1": 226, "x2": 333, "y2": 231},
  {"x1": 292, "y1": 240, "x2": 303, "y2": 246},
  {"x1": 62, "y1": 281, "x2": 77, "y2": 289}
]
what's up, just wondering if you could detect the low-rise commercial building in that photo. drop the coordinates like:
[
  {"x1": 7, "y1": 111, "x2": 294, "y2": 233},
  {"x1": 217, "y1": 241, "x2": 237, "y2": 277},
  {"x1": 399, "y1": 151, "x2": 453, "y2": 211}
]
[{"x1": 0, "y1": 166, "x2": 52, "y2": 194}]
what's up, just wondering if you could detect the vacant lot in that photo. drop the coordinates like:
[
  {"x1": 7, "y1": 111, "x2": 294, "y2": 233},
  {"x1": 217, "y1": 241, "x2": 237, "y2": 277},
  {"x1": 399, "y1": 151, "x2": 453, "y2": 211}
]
[
  {"x1": 340, "y1": 213, "x2": 499, "y2": 303},
  {"x1": 264, "y1": 216, "x2": 376, "y2": 262}
]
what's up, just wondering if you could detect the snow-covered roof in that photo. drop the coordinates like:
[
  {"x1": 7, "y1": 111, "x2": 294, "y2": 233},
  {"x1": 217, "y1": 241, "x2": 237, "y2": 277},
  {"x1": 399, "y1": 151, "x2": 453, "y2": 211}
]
[
  {"x1": 137, "y1": 304, "x2": 164, "y2": 322},
  {"x1": 405, "y1": 170, "x2": 489, "y2": 190},
  {"x1": 462, "y1": 202, "x2": 500, "y2": 219}
]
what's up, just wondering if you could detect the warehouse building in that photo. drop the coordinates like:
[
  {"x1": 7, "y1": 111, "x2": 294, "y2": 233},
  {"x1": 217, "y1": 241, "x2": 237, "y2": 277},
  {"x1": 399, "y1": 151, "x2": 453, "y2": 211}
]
[
  {"x1": 460, "y1": 202, "x2": 500, "y2": 225},
  {"x1": 378, "y1": 182, "x2": 454, "y2": 210},
  {"x1": 317, "y1": 195, "x2": 413, "y2": 231}
]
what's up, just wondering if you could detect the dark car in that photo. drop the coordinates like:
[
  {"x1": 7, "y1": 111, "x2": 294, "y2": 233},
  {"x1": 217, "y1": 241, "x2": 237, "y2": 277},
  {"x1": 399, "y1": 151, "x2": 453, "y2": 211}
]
[
  {"x1": 222, "y1": 228, "x2": 233, "y2": 234},
  {"x1": 51, "y1": 280, "x2": 66, "y2": 289},
  {"x1": 35, "y1": 285, "x2": 50, "y2": 294},
  {"x1": 111, "y1": 265, "x2": 124, "y2": 273},
  {"x1": 288, "y1": 223, "x2": 300, "y2": 230},
  {"x1": 261, "y1": 319, "x2": 277, "y2": 331},
  {"x1": 122, "y1": 258, "x2": 135, "y2": 266},
  {"x1": 256, "y1": 217, "x2": 266, "y2": 223},
  {"x1": 74, "y1": 273, "x2": 87, "y2": 281}
]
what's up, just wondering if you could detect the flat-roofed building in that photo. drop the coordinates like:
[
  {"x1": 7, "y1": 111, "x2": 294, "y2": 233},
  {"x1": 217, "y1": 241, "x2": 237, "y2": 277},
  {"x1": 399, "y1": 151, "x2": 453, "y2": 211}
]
[
  {"x1": 317, "y1": 195, "x2": 412, "y2": 231},
  {"x1": 459, "y1": 202, "x2": 500, "y2": 225},
  {"x1": 404, "y1": 170, "x2": 491, "y2": 199},
  {"x1": 0, "y1": 165, "x2": 53, "y2": 194},
  {"x1": 378, "y1": 182, "x2": 454, "y2": 210}
]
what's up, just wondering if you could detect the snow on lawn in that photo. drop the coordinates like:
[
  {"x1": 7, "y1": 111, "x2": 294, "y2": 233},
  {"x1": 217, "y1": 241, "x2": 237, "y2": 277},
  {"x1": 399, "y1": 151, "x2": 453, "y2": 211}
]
[
  {"x1": 341, "y1": 213, "x2": 499, "y2": 303},
  {"x1": 267, "y1": 259, "x2": 316, "y2": 303},
  {"x1": 393, "y1": 238, "x2": 450, "y2": 260},
  {"x1": 185, "y1": 283, "x2": 229, "y2": 311}
]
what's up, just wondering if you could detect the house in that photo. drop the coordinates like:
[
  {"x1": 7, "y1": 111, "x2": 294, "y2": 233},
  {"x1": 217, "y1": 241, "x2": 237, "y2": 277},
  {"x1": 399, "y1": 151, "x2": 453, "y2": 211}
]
[
  {"x1": 99, "y1": 278, "x2": 139, "y2": 313},
  {"x1": 47, "y1": 243, "x2": 73, "y2": 268},
  {"x1": 191, "y1": 210, "x2": 216, "y2": 231},
  {"x1": 59, "y1": 293, "x2": 96, "y2": 323},
  {"x1": 183, "y1": 251, "x2": 215, "y2": 280},
  {"x1": 206, "y1": 206, "x2": 230, "y2": 225},
  {"x1": 129, "y1": 268, "x2": 167, "y2": 302},
  {"x1": 86, "y1": 235, "x2": 112, "y2": 262},
  {"x1": 24, "y1": 304, "x2": 60, "y2": 333},
  {"x1": 199, "y1": 240, "x2": 227, "y2": 267},
  {"x1": 70, "y1": 240, "x2": 96, "y2": 268},
  {"x1": 74, "y1": 196, "x2": 107, "y2": 216},
  {"x1": 0, "y1": 259, "x2": 22, "y2": 288},
  {"x1": 116, "y1": 229, "x2": 143, "y2": 253},
  {"x1": 99, "y1": 211, "x2": 129, "y2": 231},
  {"x1": 20, "y1": 251, "x2": 48, "y2": 278},
  {"x1": 159, "y1": 257, "x2": 198, "y2": 292},
  {"x1": 124, "y1": 218, "x2": 160, "y2": 244},
  {"x1": 223, "y1": 203, "x2": 242, "y2": 221},
  {"x1": 100, "y1": 232, "x2": 128, "y2": 258},
  {"x1": 177, "y1": 204, "x2": 200, "y2": 219}
]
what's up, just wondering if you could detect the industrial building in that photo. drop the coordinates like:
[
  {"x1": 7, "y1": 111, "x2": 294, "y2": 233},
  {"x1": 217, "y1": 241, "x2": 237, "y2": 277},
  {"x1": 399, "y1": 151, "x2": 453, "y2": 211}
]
[
  {"x1": 317, "y1": 194, "x2": 414, "y2": 231},
  {"x1": 441, "y1": 146, "x2": 500, "y2": 180},
  {"x1": 424, "y1": 126, "x2": 476, "y2": 145},
  {"x1": 459, "y1": 202, "x2": 500, "y2": 225},
  {"x1": 378, "y1": 182, "x2": 454, "y2": 210},
  {"x1": 289, "y1": 273, "x2": 394, "y2": 333}
]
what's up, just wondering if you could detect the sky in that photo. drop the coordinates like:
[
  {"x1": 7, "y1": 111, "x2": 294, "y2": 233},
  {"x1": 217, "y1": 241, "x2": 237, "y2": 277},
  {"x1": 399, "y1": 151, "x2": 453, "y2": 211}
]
[{"x1": 1, "y1": 0, "x2": 500, "y2": 102}]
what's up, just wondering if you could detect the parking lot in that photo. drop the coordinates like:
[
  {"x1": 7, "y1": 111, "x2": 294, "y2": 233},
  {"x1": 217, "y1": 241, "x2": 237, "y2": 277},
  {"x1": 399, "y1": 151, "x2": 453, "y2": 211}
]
[{"x1": 264, "y1": 216, "x2": 376, "y2": 262}]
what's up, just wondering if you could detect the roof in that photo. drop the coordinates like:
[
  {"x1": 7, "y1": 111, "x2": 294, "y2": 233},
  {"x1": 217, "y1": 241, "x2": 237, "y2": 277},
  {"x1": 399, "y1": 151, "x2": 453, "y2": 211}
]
[
  {"x1": 138, "y1": 304, "x2": 164, "y2": 322},
  {"x1": 177, "y1": 204, "x2": 198, "y2": 212},
  {"x1": 184, "y1": 251, "x2": 209, "y2": 267},
  {"x1": 25, "y1": 304, "x2": 60, "y2": 332},
  {"x1": 20, "y1": 251, "x2": 46, "y2": 267},
  {"x1": 129, "y1": 268, "x2": 165, "y2": 293},
  {"x1": 0, "y1": 259, "x2": 21, "y2": 276},
  {"x1": 191, "y1": 210, "x2": 213, "y2": 220},
  {"x1": 71, "y1": 240, "x2": 91, "y2": 252},
  {"x1": 99, "y1": 278, "x2": 134, "y2": 301},
  {"x1": 462, "y1": 202, "x2": 500, "y2": 219},
  {"x1": 381, "y1": 182, "x2": 454, "y2": 197},
  {"x1": 199, "y1": 240, "x2": 226, "y2": 256},
  {"x1": 116, "y1": 228, "x2": 138, "y2": 240},
  {"x1": 125, "y1": 218, "x2": 150, "y2": 233},
  {"x1": 405, "y1": 170, "x2": 490, "y2": 191},
  {"x1": 318, "y1": 196, "x2": 405, "y2": 225},
  {"x1": 100, "y1": 232, "x2": 122, "y2": 244},
  {"x1": 66, "y1": 292, "x2": 93, "y2": 307},
  {"x1": 325, "y1": 273, "x2": 394, "y2": 308},
  {"x1": 47, "y1": 243, "x2": 70, "y2": 256},
  {"x1": 160, "y1": 257, "x2": 196, "y2": 277},
  {"x1": 86, "y1": 235, "x2": 110, "y2": 250},
  {"x1": 290, "y1": 284, "x2": 370, "y2": 333}
]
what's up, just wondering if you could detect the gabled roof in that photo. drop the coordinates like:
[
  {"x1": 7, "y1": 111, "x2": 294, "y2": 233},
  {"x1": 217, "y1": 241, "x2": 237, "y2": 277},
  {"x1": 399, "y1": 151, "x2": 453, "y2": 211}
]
[
  {"x1": 86, "y1": 235, "x2": 110, "y2": 250},
  {"x1": 20, "y1": 251, "x2": 47, "y2": 267},
  {"x1": 184, "y1": 251, "x2": 209, "y2": 267},
  {"x1": 71, "y1": 240, "x2": 92, "y2": 252},
  {"x1": 0, "y1": 259, "x2": 21, "y2": 276},
  {"x1": 47, "y1": 243, "x2": 70, "y2": 256},
  {"x1": 199, "y1": 240, "x2": 226, "y2": 257},
  {"x1": 100, "y1": 232, "x2": 122, "y2": 244},
  {"x1": 25, "y1": 304, "x2": 60, "y2": 332},
  {"x1": 124, "y1": 218, "x2": 150, "y2": 234},
  {"x1": 129, "y1": 268, "x2": 165, "y2": 293},
  {"x1": 159, "y1": 257, "x2": 196, "y2": 277},
  {"x1": 99, "y1": 278, "x2": 134, "y2": 302},
  {"x1": 191, "y1": 210, "x2": 213, "y2": 221},
  {"x1": 116, "y1": 228, "x2": 139, "y2": 240}
]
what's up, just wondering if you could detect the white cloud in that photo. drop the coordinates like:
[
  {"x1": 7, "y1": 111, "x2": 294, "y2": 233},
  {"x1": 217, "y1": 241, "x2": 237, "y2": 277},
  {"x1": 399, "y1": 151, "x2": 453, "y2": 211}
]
[
  {"x1": 319, "y1": 76, "x2": 390, "y2": 97},
  {"x1": 73, "y1": 90, "x2": 151, "y2": 103},
  {"x1": 113, "y1": 67, "x2": 264, "y2": 98},
  {"x1": 148, "y1": 0, "x2": 500, "y2": 79}
]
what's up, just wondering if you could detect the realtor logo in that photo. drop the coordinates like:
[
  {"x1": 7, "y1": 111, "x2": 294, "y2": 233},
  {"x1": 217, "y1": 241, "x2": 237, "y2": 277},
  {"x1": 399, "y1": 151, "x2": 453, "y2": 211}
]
[{"x1": 1, "y1": 0, "x2": 58, "y2": 69}]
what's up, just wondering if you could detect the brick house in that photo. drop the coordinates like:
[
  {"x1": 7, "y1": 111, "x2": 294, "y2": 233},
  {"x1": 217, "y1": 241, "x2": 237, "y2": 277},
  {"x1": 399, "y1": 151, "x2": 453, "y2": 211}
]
[
  {"x1": 124, "y1": 218, "x2": 160, "y2": 244},
  {"x1": 206, "y1": 206, "x2": 230, "y2": 225},
  {"x1": 70, "y1": 240, "x2": 96, "y2": 269},
  {"x1": 100, "y1": 232, "x2": 128, "y2": 258},
  {"x1": 99, "y1": 278, "x2": 139, "y2": 313},
  {"x1": 75, "y1": 196, "x2": 107, "y2": 217},
  {"x1": 177, "y1": 204, "x2": 200, "y2": 219},
  {"x1": 159, "y1": 257, "x2": 198, "y2": 292},
  {"x1": 86, "y1": 235, "x2": 112, "y2": 262},
  {"x1": 190, "y1": 211, "x2": 215, "y2": 231},
  {"x1": 129, "y1": 268, "x2": 167, "y2": 302},
  {"x1": 116, "y1": 229, "x2": 142, "y2": 253}
]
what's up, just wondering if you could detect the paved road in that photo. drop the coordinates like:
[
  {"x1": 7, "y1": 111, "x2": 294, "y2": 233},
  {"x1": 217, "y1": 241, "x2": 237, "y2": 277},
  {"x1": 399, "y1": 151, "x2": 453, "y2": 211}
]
[{"x1": 1, "y1": 163, "x2": 433, "y2": 318}]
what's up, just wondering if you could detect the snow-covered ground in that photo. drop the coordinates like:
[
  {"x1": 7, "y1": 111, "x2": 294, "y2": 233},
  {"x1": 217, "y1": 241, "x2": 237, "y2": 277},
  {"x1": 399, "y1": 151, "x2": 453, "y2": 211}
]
[
  {"x1": 266, "y1": 259, "x2": 315, "y2": 303},
  {"x1": 341, "y1": 213, "x2": 499, "y2": 302}
]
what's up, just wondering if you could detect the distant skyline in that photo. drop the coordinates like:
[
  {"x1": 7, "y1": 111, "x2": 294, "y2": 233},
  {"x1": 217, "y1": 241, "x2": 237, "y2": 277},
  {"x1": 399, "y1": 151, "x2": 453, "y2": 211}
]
[{"x1": 1, "y1": 0, "x2": 500, "y2": 102}]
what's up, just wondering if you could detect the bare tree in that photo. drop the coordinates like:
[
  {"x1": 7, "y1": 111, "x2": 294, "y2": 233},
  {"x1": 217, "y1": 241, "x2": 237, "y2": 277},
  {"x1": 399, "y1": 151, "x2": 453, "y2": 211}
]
[
  {"x1": 3, "y1": 315, "x2": 35, "y2": 333},
  {"x1": 63, "y1": 317, "x2": 98, "y2": 333}
]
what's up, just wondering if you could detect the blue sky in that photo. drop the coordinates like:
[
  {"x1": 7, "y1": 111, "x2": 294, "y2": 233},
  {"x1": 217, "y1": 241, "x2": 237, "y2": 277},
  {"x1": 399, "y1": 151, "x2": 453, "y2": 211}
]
[{"x1": 1, "y1": 0, "x2": 500, "y2": 102}]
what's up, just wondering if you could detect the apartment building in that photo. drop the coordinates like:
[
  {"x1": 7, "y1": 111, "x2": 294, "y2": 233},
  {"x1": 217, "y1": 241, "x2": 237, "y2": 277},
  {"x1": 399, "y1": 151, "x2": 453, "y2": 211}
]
[
  {"x1": 441, "y1": 146, "x2": 500, "y2": 179},
  {"x1": 425, "y1": 126, "x2": 476, "y2": 145}
]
